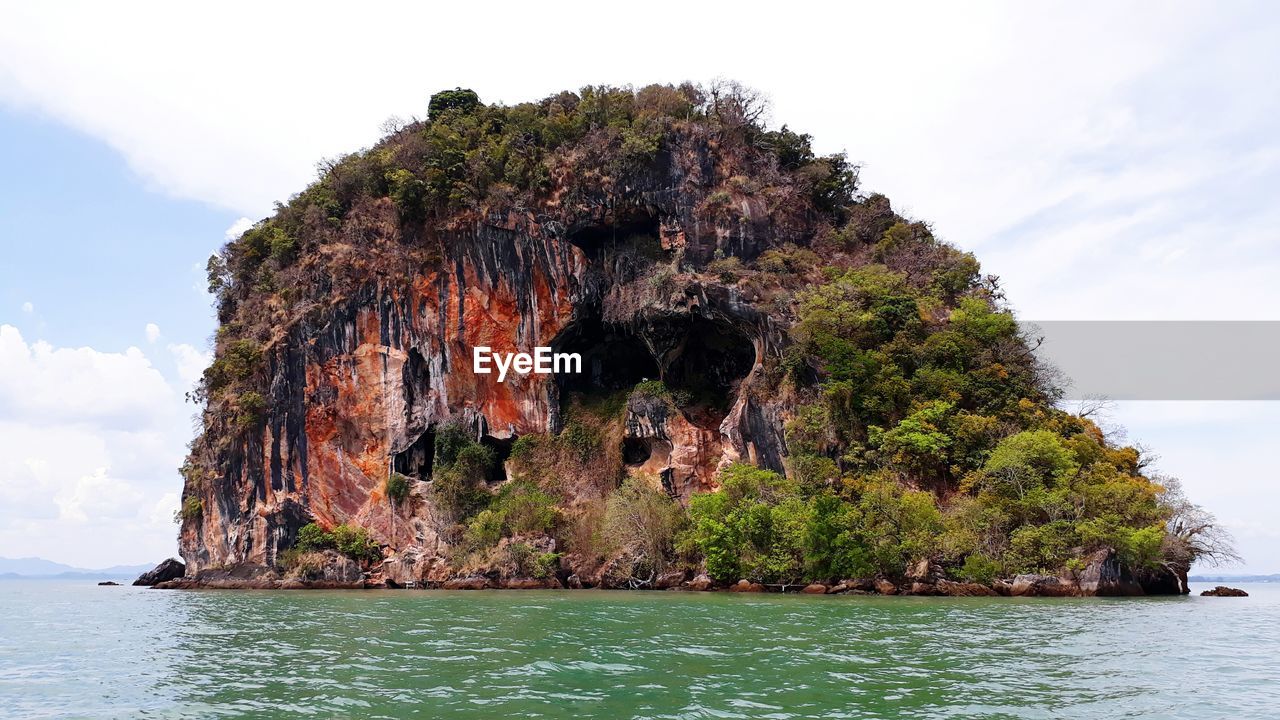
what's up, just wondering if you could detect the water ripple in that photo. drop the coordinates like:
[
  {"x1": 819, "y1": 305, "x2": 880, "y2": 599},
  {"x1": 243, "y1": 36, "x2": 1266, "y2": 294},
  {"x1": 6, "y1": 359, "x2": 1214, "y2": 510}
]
[{"x1": 2, "y1": 582, "x2": 1278, "y2": 718}]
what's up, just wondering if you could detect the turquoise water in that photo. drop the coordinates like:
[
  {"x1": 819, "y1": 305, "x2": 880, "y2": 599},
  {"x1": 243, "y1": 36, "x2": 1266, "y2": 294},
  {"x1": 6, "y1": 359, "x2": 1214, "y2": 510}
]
[{"x1": 1, "y1": 581, "x2": 1276, "y2": 719}]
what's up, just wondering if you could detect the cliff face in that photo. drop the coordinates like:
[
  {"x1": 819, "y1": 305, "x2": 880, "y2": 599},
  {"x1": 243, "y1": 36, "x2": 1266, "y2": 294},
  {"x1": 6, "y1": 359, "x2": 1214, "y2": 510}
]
[
  {"x1": 178, "y1": 84, "x2": 1206, "y2": 594},
  {"x1": 180, "y1": 122, "x2": 801, "y2": 574}
]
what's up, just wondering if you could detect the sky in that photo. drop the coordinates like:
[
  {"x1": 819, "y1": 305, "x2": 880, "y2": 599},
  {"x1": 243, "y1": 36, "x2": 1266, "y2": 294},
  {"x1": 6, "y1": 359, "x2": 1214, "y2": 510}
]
[{"x1": 0, "y1": 1, "x2": 1277, "y2": 572}]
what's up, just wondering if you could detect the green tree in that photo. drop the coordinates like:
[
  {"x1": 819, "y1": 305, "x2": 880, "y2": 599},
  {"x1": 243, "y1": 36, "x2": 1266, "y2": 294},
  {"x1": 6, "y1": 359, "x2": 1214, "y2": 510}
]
[
  {"x1": 428, "y1": 88, "x2": 482, "y2": 120},
  {"x1": 851, "y1": 474, "x2": 943, "y2": 576}
]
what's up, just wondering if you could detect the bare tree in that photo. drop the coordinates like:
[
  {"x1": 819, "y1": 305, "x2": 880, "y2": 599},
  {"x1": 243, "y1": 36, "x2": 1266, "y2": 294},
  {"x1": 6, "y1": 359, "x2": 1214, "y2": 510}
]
[
  {"x1": 1073, "y1": 394, "x2": 1130, "y2": 443},
  {"x1": 1157, "y1": 476, "x2": 1241, "y2": 567},
  {"x1": 602, "y1": 476, "x2": 685, "y2": 587},
  {"x1": 704, "y1": 78, "x2": 770, "y2": 129},
  {"x1": 380, "y1": 115, "x2": 408, "y2": 135},
  {"x1": 1076, "y1": 394, "x2": 1113, "y2": 420}
]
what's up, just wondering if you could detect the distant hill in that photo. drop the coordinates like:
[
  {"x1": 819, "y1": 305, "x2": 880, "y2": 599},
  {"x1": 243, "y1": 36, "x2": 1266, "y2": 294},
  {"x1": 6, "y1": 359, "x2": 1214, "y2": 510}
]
[
  {"x1": 0, "y1": 556, "x2": 153, "y2": 579},
  {"x1": 1189, "y1": 573, "x2": 1280, "y2": 583}
]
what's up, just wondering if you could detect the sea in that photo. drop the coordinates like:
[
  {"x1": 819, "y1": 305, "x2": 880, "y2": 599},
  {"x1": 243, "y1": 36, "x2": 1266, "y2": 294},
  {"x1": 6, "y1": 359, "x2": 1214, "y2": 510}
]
[{"x1": 1, "y1": 580, "x2": 1276, "y2": 719}]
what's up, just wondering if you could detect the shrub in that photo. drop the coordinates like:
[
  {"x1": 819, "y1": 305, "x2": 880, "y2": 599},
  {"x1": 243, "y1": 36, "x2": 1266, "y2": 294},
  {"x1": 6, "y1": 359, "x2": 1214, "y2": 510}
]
[
  {"x1": 705, "y1": 189, "x2": 733, "y2": 208},
  {"x1": 430, "y1": 426, "x2": 497, "y2": 520},
  {"x1": 602, "y1": 476, "x2": 685, "y2": 580},
  {"x1": 508, "y1": 434, "x2": 545, "y2": 463},
  {"x1": 874, "y1": 401, "x2": 954, "y2": 477},
  {"x1": 983, "y1": 431, "x2": 1079, "y2": 488},
  {"x1": 433, "y1": 424, "x2": 476, "y2": 468},
  {"x1": 851, "y1": 474, "x2": 944, "y2": 577},
  {"x1": 560, "y1": 422, "x2": 601, "y2": 464},
  {"x1": 632, "y1": 379, "x2": 669, "y2": 399},
  {"x1": 267, "y1": 227, "x2": 297, "y2": 263},
  {"x1": 648, "y1": 266, "x2": 676, "y2": 294},
  {"x1": 1006, "y1": 521, "x2": 1076, "y2": 574},
  {"x1": 791, "y1": 454, "x2": 839, "y2": 490},
  {"x1": 460, "y1": 481, "x2": 559, "y2": 554},
  {"x1": 235, "y1": 391, "x2": 267, "y2": 428},
  {"x1": 682, "y1": 464, "x2": 809, "y2": 584},
  {"x1": 806, "y1": 153, "x2": 859, "y2": 213},
  {"x1": 505, "y1": 542, "x2": 560, "y2": 578},
  {"x1": 803, "y1": 492, "x2": 872, "y2": 580},
  {"x1": 433, "y1": 468, "x2": 489, "y2": 520},
  {"x1": 204, "y1": 339, "x2": 262, "y2": 393},
  {"x1": 784, "y1": 405, "x2": 832, "y2": 456},
  {"x1": 386, "y1": 167, "x2": 427, "y2": 221},
  {"x1": 175, "y1": 496, "x2": 203, "y2": 522},
  {"x1": 955, "y1": 553, "x2": 1001, "y2": 585},
  {"x1": 292, "y1": 521, "x2": 382, "y2": 564},
  {"x1": 278, "y1": 549, "x2": 327, "y2": 580},
  {"x1": 620, "y1": 122, "x2": 662, "y2": 162},
  {"x1": 495, "y1": 481, "x2": 559, "y2": 535},
  {"x1": 385, "y1": 472, "x2": 412, "y2": 504},
  {"x1": 463, "y1": 509, "x2": 506, "y2": 550},
  {"x1": 332, "y1": 524, "x2": 380, "y2": 562},
  {"x1": 707, "y1": 256, "x2": 744, "y2": 283},
  {"x1": 760, "y1": 125, "x2": 814, "y2": 170},
  {"x1": 295, "y1": 522, "x2": 334, "y2": 552}
]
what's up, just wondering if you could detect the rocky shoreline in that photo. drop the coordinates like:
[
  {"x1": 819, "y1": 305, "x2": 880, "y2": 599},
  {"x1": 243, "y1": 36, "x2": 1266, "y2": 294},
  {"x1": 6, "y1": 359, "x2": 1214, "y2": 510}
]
[{"x1": 140, "y1": 547, "x2": 1191, "y2": 597}]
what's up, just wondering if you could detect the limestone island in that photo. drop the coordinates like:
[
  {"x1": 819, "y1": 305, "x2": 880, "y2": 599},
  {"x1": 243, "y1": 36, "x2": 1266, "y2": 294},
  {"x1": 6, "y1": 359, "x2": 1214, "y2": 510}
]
[{"x1": 162, "y1": 84, "x2": 1234, "y2": 596}]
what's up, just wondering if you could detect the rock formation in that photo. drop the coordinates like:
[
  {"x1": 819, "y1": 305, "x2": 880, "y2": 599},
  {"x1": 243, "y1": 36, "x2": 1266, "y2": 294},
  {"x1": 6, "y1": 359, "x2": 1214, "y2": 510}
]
[
  {"x1": 1200, "y1": 586, "x2": 1248, "y2": 597},
  {"x1": 172, "y1": 84, "x2": 1214, "y2": 595},
  {"x1": 133, "y1": 558, "x2": 185, "y2": 586}
]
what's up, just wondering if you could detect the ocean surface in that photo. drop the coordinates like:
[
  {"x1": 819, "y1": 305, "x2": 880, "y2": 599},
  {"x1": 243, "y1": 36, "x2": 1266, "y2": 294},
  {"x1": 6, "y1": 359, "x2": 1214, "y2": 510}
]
[{"x1": 1, "y1": 581, "x2": 1276, "y2": 719}]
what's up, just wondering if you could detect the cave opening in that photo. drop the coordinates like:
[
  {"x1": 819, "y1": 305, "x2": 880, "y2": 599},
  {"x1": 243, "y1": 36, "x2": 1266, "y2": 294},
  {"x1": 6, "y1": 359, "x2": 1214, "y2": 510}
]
[
  {"x1": 551, "y1": 313, "x2": 755, "y2": 428},
  {"x1": 393, "y1": 427, "x2": 435, "y2": 479},
  {"x1": 566, "y1": 214, "x2": 661, "y2": 260},
  {"x1": 661, "y1": 317, "x2": 756, "y2": 418},
  {"x1": 479, "y1": 435, "x2": 514, "y2": 484},
  {"x1": 402, "y1": 347, "x2": 431, "y2": 417},
  {"x1": 553, "y1": 316, "x2": 661, "y2": 400},
  {"x1": 622, "y1": 437, "x2": 652, "y2": 465}
]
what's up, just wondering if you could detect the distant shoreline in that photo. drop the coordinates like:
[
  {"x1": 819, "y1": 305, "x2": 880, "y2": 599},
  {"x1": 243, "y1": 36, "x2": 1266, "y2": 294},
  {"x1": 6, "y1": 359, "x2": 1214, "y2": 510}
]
[{"x1": 1189, "y1": 575, "x2": 1279, "y2": 583}]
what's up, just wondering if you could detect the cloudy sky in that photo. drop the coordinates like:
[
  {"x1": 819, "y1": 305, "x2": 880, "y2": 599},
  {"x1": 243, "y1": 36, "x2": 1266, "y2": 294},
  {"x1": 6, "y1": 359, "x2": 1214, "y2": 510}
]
[{"x1": 1, "y1": 1, "x2": 1277, "y2": 571}]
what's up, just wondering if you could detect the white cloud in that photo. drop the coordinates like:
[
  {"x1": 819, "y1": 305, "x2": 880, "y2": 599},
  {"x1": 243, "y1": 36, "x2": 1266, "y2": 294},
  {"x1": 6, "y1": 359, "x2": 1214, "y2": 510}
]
[
  {"x1": 0, "y1": 325, "x2": 189, "y2": 567},
  {"x1": 55, "y1": 468, "x2": 146, "y2": 523},
  {"x1": 148, "y1": 492, "x2": 181, "y2": 528},
  {"x1": 224, "y1": 216, "x2": 254, "y2": 241},
  {"x1": 21, "y1": 301, "x2": 33, "y2": 314},
  {"x1": 0, "y1": 325, "x2": 173, "y2": 430},
  {"x1": 145, "y1": 322, "x2": 161, "y2": 343},
  {"x1": 0, "y1": 2, "x2": 1274, "y2": 320},
  {"x1": 167, "y1": 342, "x2": 212, "y2": 392}
]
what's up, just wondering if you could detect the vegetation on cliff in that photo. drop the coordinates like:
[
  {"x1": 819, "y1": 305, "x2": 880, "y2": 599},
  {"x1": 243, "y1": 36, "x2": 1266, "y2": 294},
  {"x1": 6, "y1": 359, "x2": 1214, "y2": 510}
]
[{"x1": 182, "y1": 82, "x2": 1233, "y2": 590}]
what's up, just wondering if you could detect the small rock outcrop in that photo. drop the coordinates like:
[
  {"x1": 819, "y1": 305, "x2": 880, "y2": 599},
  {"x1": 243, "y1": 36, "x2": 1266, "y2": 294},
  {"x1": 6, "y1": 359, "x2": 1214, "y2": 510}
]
[
  {"x1": 132, "y1": 558, "x2": 185, "y2": 586},
  {"x1": 1201, "y1": 586, "x2": 1248, "y2": 597},
  {"x1": 97, "y1": 581, "x2": 120, "y2": 586},
  {"x1": 1008, "y1": 574, "x2": 1077, "y2": 597},
  {"x1": 684, "y1": 574, "x2": 713, "y2": 591},
  {"x1": 1075, "y1": 548, "x2": 1144, "y2": 596}
]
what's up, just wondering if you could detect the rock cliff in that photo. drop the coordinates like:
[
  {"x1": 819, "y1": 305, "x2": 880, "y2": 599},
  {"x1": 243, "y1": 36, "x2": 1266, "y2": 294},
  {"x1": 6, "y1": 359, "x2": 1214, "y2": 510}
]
[
  {"x1": 175, "y1": 84, "x2": 1214, "y2": 594},
  {"x1": 183, "y1": 93, "x2": 799, "y2": 574}
]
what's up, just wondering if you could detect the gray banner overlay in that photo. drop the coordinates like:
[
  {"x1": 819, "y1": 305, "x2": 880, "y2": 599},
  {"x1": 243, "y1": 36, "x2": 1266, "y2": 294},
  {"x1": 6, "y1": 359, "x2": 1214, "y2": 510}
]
[{"x1": 1023, "y1": 321, "x2": 1280, "y2": 401}]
